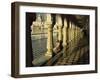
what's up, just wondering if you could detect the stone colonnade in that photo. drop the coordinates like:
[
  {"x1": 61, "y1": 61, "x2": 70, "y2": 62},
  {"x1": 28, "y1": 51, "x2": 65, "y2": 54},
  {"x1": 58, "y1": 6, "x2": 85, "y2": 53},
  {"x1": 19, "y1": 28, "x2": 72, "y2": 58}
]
[{"x1": 31, "y1": 13, "x2": 84, "y2": 59}]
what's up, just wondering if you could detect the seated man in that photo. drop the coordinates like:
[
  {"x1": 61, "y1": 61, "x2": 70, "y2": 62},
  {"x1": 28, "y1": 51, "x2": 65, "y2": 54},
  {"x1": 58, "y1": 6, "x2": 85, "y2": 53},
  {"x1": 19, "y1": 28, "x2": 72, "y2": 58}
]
[{"x1": 53, "y1": 40, "x2": 63, "y2": 54}]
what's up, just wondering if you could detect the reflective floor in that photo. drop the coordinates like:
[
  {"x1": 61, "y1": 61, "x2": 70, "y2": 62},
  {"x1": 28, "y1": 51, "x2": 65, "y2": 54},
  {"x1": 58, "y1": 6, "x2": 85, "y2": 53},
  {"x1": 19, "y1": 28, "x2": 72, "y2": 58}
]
[{"x1": 31, "y1": 35, "x2": 89, "y2": 66}]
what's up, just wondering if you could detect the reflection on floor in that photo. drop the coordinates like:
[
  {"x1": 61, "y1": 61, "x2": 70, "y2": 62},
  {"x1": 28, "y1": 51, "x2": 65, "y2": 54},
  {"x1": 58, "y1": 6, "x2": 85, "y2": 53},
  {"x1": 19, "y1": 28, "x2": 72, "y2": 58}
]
[{"x1": 32, "y1": 36, "x2": 89, "y2": 66}]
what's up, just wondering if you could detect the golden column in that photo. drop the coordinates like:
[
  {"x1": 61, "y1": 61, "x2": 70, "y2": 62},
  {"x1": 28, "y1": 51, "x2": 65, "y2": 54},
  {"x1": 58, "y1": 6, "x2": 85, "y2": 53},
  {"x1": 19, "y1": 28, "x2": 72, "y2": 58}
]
[
  {"x1": 31, "y1": 14, "x2": 42, "y2": 35},
  {"x1": 73, "y1": 23, "x2": 76, "y2": 47},
  {"x1": 68, "y1": 21, "x2": 72, "y2": 53},
  {"x1": 70, "y1": 21, "x2": 74, "y2": 53},
  {"x1": 71, "y1": 22, "x2": 75, "y2": 51},
  {"x1": 77, "y1": 27, "x2": 80, "y2": 41},
  {"x1": 69, "y1": 21, "x2": 72, "y2": 42},
  {"x1": 74, "y1": 25, "x2": 77, "y2": 46},
  {"x1": 45, "y1": 14, "x2": 53, "y2": 58},
  {"x1": 78, "y1": 28, "x2": 83, "y2": 39},
  {"x1": 80, "y1": 29, "x2": 84, "y2": 39},
  {"x1": 75, "y1": 26, "x2": 77, "y2": 44},
  {"x1": 72, "y1": 23, "x2": 75, "y2": 40},
  {"x1": 75, "y1": 26, "x2": 78, "y2": 45},
  {"x1": 56, "y1": 14, "x2": 63, "y2": 42},
  {"x1": 63, "y1": 18, "x2": 68, "y2": 58}
]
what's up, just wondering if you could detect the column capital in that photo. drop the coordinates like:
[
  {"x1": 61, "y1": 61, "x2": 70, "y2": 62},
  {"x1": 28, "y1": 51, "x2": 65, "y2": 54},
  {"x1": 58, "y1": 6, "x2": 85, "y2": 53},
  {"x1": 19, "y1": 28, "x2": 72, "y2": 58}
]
[
  {"x1": 45, "y1": 13, "x2": 52, "y2": 25},
  {"x1": 45, "y1": 21, "x2": 52, "y2": 25},
  {"x1": 56, "y1": 14, "x2": 63, "y2": 27}
]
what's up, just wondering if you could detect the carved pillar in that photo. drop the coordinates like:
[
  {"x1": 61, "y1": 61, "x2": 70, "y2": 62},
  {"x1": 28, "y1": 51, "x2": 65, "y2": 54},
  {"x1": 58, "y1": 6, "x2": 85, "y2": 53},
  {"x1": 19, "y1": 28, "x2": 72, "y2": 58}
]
[
  {"x1": 77, "y1": 27, "x2": 80, "y2": 41},
  {"x1": 73, "y1": 23, "x2": 76, "y2": 47},
  {"x1": 63, "y1": 18, "x2": 67, "y2": 46},
  {"x1": 63, "y1": 18, "x2": 68, "y2": 58},
  {"x1": 75, "y1": 26, "x2": 78, "y2": 44},
  {"x1": 69, "y1": 21, "x2": 72, "y2": 42},
  {"x1": 80, "y1": 29, "x2": 84, "y2": 39},
  {"x1": 79, "y1": 28, "x2": 83, "y2": 39},
  {"x1": 69, "y1": 21, "x2": 72, "y2": 52},
  {"x1": 45, "y1": 14, "x2": 53, "y2": 58},
  {"x1": 74, "y1": 25, "x2": 76, "y2": 46},
  {"x1": 31, "y1": 14, "x2": 42, "y2": 35},
  {"x1": 72, "y1": 23, "x2": 75, "y2": 40},
  {"x1": 71, "y1": 22, "x2": 75, "y2": 51},
  {"x1": 77, "y1": 27, "x2": 79, "y2": 40},
  {"x1": 56, "y1": 14, "x2": 63, "y2": 42}
]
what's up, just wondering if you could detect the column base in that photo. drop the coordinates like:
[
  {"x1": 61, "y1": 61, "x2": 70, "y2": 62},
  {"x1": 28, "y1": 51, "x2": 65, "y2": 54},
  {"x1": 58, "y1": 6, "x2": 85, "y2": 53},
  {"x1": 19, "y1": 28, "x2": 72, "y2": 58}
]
[{"x1": 45, "y1": 52, "x2": 52, "y2": 58}]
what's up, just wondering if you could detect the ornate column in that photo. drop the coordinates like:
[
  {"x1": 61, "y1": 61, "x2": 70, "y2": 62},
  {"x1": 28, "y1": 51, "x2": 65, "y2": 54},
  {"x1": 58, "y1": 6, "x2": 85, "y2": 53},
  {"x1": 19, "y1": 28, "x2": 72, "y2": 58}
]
[
  {"x1": 69, "y1": 21, "x2": 72, "y2": 42},
  {"x1": 45, "y1": 14, "x2": 53, "y2": 58},
  {"x1": 56, "y1": 14, "x2": 63, "y2": 42},
  {"x1": 31, "y1": 14, "x2": 42, "y2": 35},
  {"x1": 72, "y1": 23, "x2": 75, "y2": 40},
  {"x1": 80, "y1": 29, "x2": 84, "y2": 39},
  {"x1": 75, "y1": 26, "x2": 78, "y2": 44},
  {"x1": 68, "y1": 21, "x2": 72, "y2": 53},
  {"x1": 74, "y1": 25, "x2": 76, "y2": 46},
  {"x1": 71, "y1": 22, "x2": 75, "y2": 51},
  {"x1": 73, "y1": 23, "x2": 76, "y2": 47},
  {"x1": 79, "y1": 28, "x2": 83, "y2": 39},
  {"x1": 77, "y1": 27, "x2": 80, "y2": 41},
  {"x1": 63, "y1": 18, "x2": 68, "y2": 58}
]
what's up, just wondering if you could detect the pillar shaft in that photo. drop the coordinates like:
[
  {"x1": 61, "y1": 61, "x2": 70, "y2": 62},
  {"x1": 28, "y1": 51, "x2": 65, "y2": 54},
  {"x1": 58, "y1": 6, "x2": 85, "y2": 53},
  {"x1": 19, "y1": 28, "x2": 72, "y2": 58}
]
[
  {"x1": 63, "y1": 18, "x2": 68, "y2": 46},
  {"x1": 71, "y1": 23, "x2": 75, "y2": 51},
  {"x1": 70, "y1": 21, "x2": 73, "y2": 52},
  {"x1": 69, "y1": 21, "x2": 72, "y2": 42},
  {"x1": 58, "y1": 27, "x2": 62, "y2": 41},
  {"x1": 75, "y1": 26, "x2": 78, "y2": 44},
  {"x1": 63, "y1": 18, "x2": 68, "y2": 58},
  {"x1": 56, "y1": 14, "x2": 63, "y2": 41},
  {"x1": 73, "y1": 24, "x2": 76, "y2": 46},
  {"x1": 45, "y1": 14, "x2": 53, "y2": 57}
]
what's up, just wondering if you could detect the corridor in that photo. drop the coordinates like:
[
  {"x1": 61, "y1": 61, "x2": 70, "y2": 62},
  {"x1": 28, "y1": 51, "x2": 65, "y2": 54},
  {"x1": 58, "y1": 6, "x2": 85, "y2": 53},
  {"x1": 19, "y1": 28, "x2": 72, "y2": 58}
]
[{"x1": 29, "y1": 13, "x2": 89, "y2": 66}]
